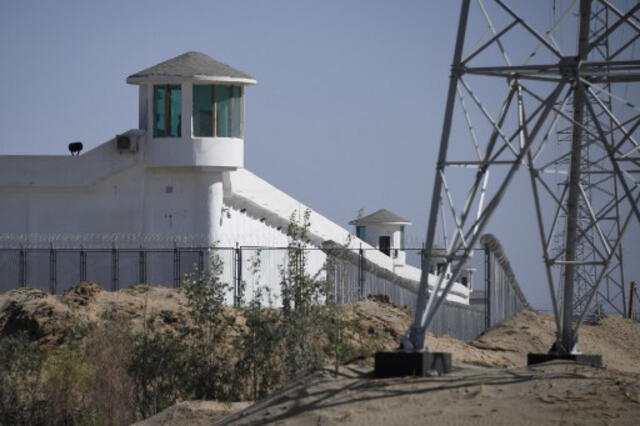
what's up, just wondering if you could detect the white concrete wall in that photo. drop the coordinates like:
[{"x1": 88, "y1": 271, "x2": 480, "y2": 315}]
[
  {"x1": 227, "y1": 169, "x2": 470, "y2": 304},
  {"x1": 0, "y1": 134, "x2": 470, "y2": 304},
  {"x1": 0, "y1": 163, "x2": 227, "y2": 246}
]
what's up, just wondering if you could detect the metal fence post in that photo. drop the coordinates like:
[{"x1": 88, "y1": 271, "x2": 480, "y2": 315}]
[
  {"x1": 139, "y1": 247, "x2": 146, "y2": 284},
  {"x1": 19, "y1": 247, "x2": 26, "y2": 287},
  {"x1": 629, "y1": 281, "x2": 637, "y2": 319},
  {"x1": 111, "y1": 245, "x2": 119, "y2": 291},
  {"x1": 485, "y1": 243, "x2": 491, "y2": 329},
  {"x1": 173, "y1": 244, "x2": 180, "y2": 288},
  {"x1": 234, "y1": 243, "x2": 243, "y2": 306},
  {"x1": 358, "y1": 245, "x2": 364, "y2": 301},
  {"x1": 79, "y1": 246, "x2": 87, "y2": 281},
  {"x1": 49, "y1": 244, "x2": 57, "y2": 294},
  {"x1": 198, "y1": 249, "x2": 204, "y2": 272}
]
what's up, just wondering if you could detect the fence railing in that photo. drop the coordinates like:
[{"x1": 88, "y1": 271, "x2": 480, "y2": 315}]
[
  {"x1": 0, "y1": 236, "x2": 530, "y2": 341},
  {"x1": 481, "y1": 234, "x2": 530, "y2": 328}
]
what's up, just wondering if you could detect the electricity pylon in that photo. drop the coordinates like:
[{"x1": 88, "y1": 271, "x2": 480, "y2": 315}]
[
  {"x1": 553, "y1": 1, "x2": 628, "y2": 320},
  {"x1": 406, "y1": 0, "x2": 640, "y2": 357}
]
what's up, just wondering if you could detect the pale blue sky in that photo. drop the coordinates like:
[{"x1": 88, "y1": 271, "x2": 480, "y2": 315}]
[{"x1": 1, "y1": 0, "x2": 638, "y2": 309}]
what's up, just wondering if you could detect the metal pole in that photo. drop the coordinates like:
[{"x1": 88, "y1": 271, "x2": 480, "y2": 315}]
[
  {"x1": 19, "y1": 248, "x2": 26, "y2": 287},
  {"x1": 112, "y1": 246, "x2": 119, "y2": 291},
  {"x1": 235, "y1": 243, "x2": 243, "y2": 306},
  {"x1": 408, "y1": 0, "x2": 472, "y2": 350},
  {"x1": 557, "y1": 0, "x2": 592, "y2": 355},
  {"x1": 80, "y1": 246, "x2": 86, "y2": 281},
  {"x1": 139, "y1": 247, "x2": 146, "y2": 284},
  {"x1": 485, "y1": 243, "x2": 491, "y2": 329},
  {"x1": 629, "y1": 281, "x2": 637, "y2": 319},
  {"x1": 49, "y1": 245, "x2": 56, "y2": 294},
  {"x1": 358, "y1": 245, "x2": 364, "y2": 300},
  {"x1": 173, "y1": 244, "x2": 180, "y2": 288}
]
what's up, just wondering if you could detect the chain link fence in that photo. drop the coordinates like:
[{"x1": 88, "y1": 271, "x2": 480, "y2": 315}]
[{"x1": 0, "y1": 235, "x2": 530, "y2": 341}]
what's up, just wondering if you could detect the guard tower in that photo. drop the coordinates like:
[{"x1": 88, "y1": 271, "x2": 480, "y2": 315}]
[
  {"x1": 350, "y1": 209, "x2": 411, "y2": 265},
  {"x1": 126, "y1": 52, "x2": 256, "y2": 244},
  {"x1": 127, "y1": 51, "x2": 256, "y2": 169}
]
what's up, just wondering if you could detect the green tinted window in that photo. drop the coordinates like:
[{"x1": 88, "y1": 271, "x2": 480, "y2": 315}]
[
  {"x1": 153, "y1": 85, "x2": 181, "y2": 137},
  {"x1": 216, "y1": 85, "x2": 231, "y2": 137},
  {"x1": 191, "y1": 84, "x2": 242, "y2": 138},
  {"x1": 193, "y1": 85, "x2": 214, "y2": 137},
  {"x1": 169, "y1": 86, "x2": 181, "y2": 137},
  {"x1": 356, "y1": 226, "x2": 366, "y2": 240},
  {"x1": 153, "y1": 86, "x2": 166, "y2": 136},
  {"x1": 231, "y1": 86, "x2": 242, "y2": 137}
]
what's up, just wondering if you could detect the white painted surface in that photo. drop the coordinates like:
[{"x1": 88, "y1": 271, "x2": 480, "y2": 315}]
[
  {"x1": 0, "y1": 56, "x2": 470, "y2": 304},
  {"x1": 226, "y1": 169, "x2": 470, "y2": 304},
  {"x1": 144, "y1": 137, "x2": 244, "y2": 168}
]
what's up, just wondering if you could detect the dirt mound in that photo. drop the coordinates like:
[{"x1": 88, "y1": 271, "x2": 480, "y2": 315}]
[
  {"x1": 340, "y1": 297, "x2": 412, "y2": 355},
  {"x1": 433, "y1": 309, "x2": 640, "y2": 373},
  {"x1": 62, "y1": 280, "x2": 104, "y2": 306},
  {"x1": 0, "y1": 282, "x2": 192, "y2": 346},
  {"x1": 1, "y1": 285, "x2": 638, "y2": 373},
  {"x1": 0, "y1": 285, "x2": 409, "y2": 355}
]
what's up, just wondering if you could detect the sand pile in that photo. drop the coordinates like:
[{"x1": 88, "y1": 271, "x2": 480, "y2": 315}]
[
  {"x1": 228, "y1": 361, "x2": 640, "y2": 425},
  {"x1": 2, "y1": 284, "x2": 639, "y2": 374},
  {"x1": 134, "y1": 401, "x2": 251, "y2": 426},
  {"x1": 0, "y1": 281, "x2": 193, "y2": 346},
  {"x1": 439, "y1": 309, "x2": 640, "y2": 373},
  {"x1": 0, "y1": 282, "x2": 412, "y2": 355}
]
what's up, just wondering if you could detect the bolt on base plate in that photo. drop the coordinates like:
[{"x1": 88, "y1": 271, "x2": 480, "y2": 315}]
[
  {"x1": 374, "y1": 351, "x2": 452, "y2": 378},
  {"x1": 527, "y1": 353, "x2": 602, "y2": 368}
]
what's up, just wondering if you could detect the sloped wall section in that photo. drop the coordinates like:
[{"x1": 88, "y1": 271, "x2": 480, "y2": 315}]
[{"x1": 323, "y1": 234, "x2": 530, "y2": 342}]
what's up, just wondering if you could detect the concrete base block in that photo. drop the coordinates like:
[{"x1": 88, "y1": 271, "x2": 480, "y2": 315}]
[
  {"x1": 527, "y1": 353, "x2": 602, "y2": 367},
  {"x1": 374, "y1": 351, "x2": 452, "y2": 378}
]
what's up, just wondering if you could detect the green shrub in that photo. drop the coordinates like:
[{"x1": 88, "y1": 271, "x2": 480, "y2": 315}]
[
  {"x1": 129, "y1": 330, "x2": 191, "y2": 420},
  {"x1": 0, "y1": 333, "x2": 46, "y2": 425},
  {"x1": 42, "y1": 346, "x2": 93, "y2": 425},
  {"x1": 84, "y1": 322, "x2": 137, "y2": 425}
]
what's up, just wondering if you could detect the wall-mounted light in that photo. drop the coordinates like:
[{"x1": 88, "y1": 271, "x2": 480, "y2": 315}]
[{"x1": 68, "y1": 142, "x2": 83, "y2": 156}]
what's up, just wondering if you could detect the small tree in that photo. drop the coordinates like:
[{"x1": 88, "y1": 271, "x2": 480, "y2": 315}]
[
  {"x1": 129, "y1": 247, "x2": 235, "y2": 417},
  {"x1": 278, "y1": 210, "x2": 327, "y2": 378},
  {"x1": 236, "y1": 250, "x2": 288, "y2": 400},
  {"x1": 180, "y1": 247, "x2": 236, "y2": 400}
]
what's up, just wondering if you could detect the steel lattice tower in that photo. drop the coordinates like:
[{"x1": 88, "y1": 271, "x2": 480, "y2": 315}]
[
  {"x1": 553, "y1": 1, "x2": 628, "y2": 320},
  {"x1": 404, "y1": 0, "x2": 640, "y2": 356}
]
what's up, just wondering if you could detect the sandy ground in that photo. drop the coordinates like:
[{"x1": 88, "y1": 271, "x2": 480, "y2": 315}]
[
  {"x1": 134, "y1": 303, "x2": 640, "y2": 425},
  {"x1": 2, "y1": 282, "x2": 639, "y2": 424},
  {"x1": 429, "y1": 309, "x2": 640, "y2": 374},
  {"x1": 133, "y1": 401, "x2": 252, "y2": 426},
  {"x1": 222, "y1": 362, "x2": 640, "y2": 426}
]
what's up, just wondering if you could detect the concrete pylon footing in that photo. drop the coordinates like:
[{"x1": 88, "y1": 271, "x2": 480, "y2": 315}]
[
  {"x1": 374, "y1": 351, "x2": 452, "y2": 378},
  {"x1": 527, "y1": 353, "x2": 602, "y2": 367}
]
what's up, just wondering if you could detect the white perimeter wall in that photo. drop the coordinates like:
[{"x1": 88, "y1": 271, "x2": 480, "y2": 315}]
[{"x1": 0, "y1": 164, "x2": 226, "y2": 245}]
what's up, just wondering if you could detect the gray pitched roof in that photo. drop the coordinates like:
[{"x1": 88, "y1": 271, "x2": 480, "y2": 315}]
[
  {"x1": 127, "y1": 51, "x2": 256, "y2": 84},
  {"x1": 349, "y1": 209, "x2": 411, "y2": 225}
]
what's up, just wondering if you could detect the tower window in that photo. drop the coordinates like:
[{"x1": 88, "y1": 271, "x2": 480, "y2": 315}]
[
  {"x1": 193, "y1": 84, "x2": 242, "y2": 137},
  {"x1": 153, "y1": 85, "x2": 182, "y2": 137},
  {"x1": 356, "y1": 226, "x2": 366, "y2": 240}
]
